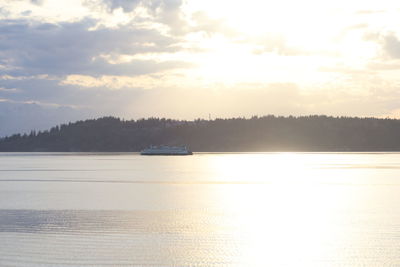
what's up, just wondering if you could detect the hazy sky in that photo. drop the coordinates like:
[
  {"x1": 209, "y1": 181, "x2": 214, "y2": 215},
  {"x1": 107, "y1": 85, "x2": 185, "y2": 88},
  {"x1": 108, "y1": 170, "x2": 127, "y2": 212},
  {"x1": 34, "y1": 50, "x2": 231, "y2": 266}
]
[{"x1": 1, "y1": 0, "x2": 400, "y2": 135}]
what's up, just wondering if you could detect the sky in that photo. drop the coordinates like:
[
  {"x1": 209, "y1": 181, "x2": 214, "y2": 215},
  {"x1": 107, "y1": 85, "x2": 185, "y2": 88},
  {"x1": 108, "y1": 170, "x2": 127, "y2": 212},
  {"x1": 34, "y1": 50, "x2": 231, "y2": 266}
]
[{"x1": 1, "y1": 0, "x2": 400, "y2": 135}]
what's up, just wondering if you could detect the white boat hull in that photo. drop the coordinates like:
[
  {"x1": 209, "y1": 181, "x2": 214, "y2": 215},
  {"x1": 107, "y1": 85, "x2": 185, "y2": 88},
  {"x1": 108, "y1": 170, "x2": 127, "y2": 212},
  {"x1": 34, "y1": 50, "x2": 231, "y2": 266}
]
[{"x1": 140, "y1": 146, "x2": 193, "y2": 155}]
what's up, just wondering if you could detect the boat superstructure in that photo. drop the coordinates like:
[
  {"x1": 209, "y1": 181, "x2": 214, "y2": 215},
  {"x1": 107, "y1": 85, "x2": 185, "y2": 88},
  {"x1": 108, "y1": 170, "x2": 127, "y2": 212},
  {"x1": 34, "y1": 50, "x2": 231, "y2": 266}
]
[{"x1": 140, "y1": 145, "x2": 193, "y2": 155}]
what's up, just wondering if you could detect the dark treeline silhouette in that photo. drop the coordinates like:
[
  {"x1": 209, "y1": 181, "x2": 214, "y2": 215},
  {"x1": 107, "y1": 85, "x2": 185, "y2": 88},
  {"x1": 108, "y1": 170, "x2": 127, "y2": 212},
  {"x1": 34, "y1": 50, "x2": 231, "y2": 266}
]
[{"x1": 1, "y1": 115, "x2": 400, "y2": 152}]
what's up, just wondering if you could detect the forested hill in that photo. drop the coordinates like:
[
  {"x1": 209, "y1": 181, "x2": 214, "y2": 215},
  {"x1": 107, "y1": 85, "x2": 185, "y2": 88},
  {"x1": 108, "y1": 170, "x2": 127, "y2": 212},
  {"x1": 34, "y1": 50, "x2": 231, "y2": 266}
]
[{"x1": 1, "y1": 115, "x2": 400, "y2": 152}]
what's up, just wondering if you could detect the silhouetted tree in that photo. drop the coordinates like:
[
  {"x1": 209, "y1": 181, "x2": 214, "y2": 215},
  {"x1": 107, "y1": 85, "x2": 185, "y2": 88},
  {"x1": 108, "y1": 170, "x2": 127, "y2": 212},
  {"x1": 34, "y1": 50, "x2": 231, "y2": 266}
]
[{"x1": 1, "y1": 115, "x2": 400, "y2": 151}]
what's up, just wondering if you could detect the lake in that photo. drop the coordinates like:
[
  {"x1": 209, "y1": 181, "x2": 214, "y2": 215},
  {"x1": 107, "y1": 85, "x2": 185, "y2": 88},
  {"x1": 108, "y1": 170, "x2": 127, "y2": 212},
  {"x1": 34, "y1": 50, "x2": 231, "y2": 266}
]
[{"x1": 1, "y1": 152, "x2": 400, "y2": 266}]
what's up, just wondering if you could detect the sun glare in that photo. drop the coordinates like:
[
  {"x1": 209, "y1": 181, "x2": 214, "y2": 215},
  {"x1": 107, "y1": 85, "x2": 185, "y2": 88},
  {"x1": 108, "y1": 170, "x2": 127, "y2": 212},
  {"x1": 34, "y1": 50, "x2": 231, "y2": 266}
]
[
  {"x1": 203, "y1": 153, "x2": 357, "y2": 266},
  {"x1": 181, "y1": 0, "x2": 381, "y2": 89}
]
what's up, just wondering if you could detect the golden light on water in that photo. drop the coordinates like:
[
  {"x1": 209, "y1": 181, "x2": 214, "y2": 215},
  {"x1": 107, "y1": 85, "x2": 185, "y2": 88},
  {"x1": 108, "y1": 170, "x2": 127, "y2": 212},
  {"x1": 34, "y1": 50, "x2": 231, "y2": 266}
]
[
  {"x1": 1, "y1": 153, "x2": 400, "y2": 266},
  {"x1": 200, "y1": 153, "x2": 380, "y2": 266}
]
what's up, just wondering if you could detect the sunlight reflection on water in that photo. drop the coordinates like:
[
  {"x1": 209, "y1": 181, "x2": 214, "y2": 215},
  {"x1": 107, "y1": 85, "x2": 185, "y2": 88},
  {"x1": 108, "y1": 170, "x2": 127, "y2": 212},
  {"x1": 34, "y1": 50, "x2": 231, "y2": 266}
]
[{"x1": 1, "y1": 153, "x2": 400, "y2": 266}]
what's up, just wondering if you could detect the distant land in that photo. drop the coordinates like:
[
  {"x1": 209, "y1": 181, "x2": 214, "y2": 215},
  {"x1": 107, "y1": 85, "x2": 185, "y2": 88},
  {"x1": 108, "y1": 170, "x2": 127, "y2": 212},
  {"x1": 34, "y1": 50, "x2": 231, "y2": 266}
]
[{"x1": 1, "y1": 115, "x2": 400, "y2": 152}]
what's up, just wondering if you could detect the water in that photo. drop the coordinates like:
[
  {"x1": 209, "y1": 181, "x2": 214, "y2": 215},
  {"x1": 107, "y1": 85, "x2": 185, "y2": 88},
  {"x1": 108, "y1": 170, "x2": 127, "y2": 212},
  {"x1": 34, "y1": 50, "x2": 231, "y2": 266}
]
[{"x1": 1, "y1": 152, "x2": 400, "y2": 266}]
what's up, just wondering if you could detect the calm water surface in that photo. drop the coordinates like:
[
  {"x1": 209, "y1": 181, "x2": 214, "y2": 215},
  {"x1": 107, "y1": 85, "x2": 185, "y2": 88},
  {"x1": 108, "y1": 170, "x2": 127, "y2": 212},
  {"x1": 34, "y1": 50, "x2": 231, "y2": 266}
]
[{"x1": 1, "y1": 152, "x2": 400, "y2": 266}]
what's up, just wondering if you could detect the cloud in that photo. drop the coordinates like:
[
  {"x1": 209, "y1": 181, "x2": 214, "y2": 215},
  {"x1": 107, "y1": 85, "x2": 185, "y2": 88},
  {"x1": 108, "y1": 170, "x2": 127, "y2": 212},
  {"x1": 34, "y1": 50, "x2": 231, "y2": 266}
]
[
  {"x1": 84, "y1": 0, "x2": 187, "y2": 34},
  {"x1": 0, "y1": 14, "x2": 193, "y2": 135},
  {"x1": 189, "y1": 11, "x2": 238, "y2": 38},
  {"x1": 0, "y1": 87, "x2": 19, "y2": 93},
  {"x1": 20, "y1": 10, "x2": 32, "y2": 16},
  {"x1": 0, "y1": 76, "x2": 82, "y2": 105},
  {"x1": 87, "y1": 0, "x2": 183, "y2": 17},
  {"x1": 338, "y1": 23, "x2": 369, "y2": 37},
  {"x1": 60, "y1": 74, "x2": 170, "y2": 90},
  {"x1": 30, "y1": 0, "x2": 44, "y2": 5},
  {"x1": 247, "y1": 34, "x2": 309, "y2": 56},
  {"x1": 0, "y1": 74, "x2": 143, "y2": 109},
  {"x1": 0, "y1": 18, "x2": 189, "y2": 77},
  {"x1": 318, "y1": 65, "x2": 374, "y2": 75},
  {"x1": 84, "y1": 0, "x2": 141, "y2": 13},
  {"x1": 3, "y1": 74, "x2": 400, "y2": 136},
  {"x1": 114, "y1": 82, "x2": 400, "y2": 120},
  {"x1": 365, "y1": 32, "x2": 400, "y2": 63},
  {"x1": 1, "y1": 0, "x2": 400, "y2": 137},
  {"x1": 152, "y1": 0, "x2": 186, "y2": 34},
  {"x1": 367, "y1": 61, "x2": 400, "y2": 71},
  {"x1": 382, "y1": 33, "x2": 400, "y2": 59},
  {"x1": 355, "y1": 10, "x2": 385, "y2": 15},
  {"x1": 0, "y1": 100, "x2": 92, "y2": 137}
]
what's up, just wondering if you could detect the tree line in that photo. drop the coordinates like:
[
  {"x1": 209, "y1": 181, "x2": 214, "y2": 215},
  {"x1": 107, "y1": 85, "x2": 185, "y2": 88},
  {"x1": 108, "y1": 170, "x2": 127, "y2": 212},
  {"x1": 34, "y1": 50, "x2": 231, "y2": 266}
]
[{"x1": 1, "y1": 115, "x2": 400, "y2": 151}]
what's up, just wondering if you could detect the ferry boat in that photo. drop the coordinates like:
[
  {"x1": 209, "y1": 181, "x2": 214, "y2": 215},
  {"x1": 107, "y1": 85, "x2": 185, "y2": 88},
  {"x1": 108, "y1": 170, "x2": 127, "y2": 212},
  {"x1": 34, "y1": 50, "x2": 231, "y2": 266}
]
[{"x1": 140, "y1": 145, "x2": 193, "y2": 155}]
